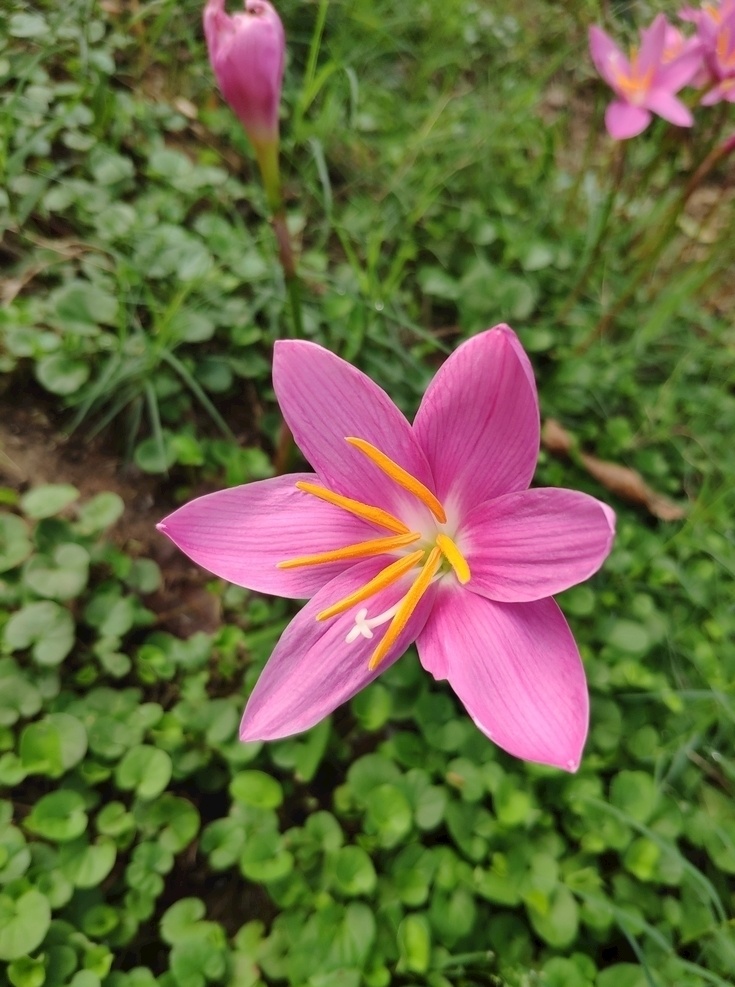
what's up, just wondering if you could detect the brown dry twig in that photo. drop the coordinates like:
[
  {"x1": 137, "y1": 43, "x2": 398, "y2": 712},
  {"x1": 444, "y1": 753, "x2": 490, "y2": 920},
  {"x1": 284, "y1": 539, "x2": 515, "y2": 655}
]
[{"x1": 541, "y1": 419, "x2": 686, "y2": 522}]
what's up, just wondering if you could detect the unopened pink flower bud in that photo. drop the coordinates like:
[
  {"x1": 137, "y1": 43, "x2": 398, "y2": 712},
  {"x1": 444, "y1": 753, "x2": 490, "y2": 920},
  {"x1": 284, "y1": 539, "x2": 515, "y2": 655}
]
[{"x1": 203, "y1": 0, "x2": 285, "y2": 150}]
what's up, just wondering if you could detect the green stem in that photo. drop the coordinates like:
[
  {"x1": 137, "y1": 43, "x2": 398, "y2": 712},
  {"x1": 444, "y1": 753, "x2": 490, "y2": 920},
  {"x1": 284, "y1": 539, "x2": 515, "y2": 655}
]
[
  {"x1": 255, "y1": 141, "x2": 304, "y2": 338},
  {"x1": 578, "y1": 129, "x2": 735, "y2": 352},
  {"x1": 557, "y1": 140, "x2": 626, "y2": 323}
]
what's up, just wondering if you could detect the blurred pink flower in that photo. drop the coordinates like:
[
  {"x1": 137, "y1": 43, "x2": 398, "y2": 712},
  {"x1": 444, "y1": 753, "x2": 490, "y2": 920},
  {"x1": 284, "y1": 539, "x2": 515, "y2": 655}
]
[
  {"x1": 203, "y1": 0, "x2": 285, "y2": 149},
  {"x1": 158, "y1": 327, "x2": 615, "y2": 771},
  {"x1": 693, "y1": 5, "x2": 735, "y2": 103},
  {"x1": 589, "y1": 14, "x2": 702, "y2": 138}
]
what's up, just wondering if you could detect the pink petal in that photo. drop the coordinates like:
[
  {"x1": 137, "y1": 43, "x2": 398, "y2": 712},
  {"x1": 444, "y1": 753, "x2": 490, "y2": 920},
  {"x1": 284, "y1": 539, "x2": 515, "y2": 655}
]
[
  {"x1": 645, "y1": 89, "x2": 694, "y2": 126},
  {"x1": 605, "y1": 100, "x2": 652, "y2": 139},
  {"x1": 461, "y1": 488, "x2": 615, "y2": 603},
  {"x1": 157, "y1": 474, "x2": 377, "y2": 598},
  {"x1": 589, "y1": 25, "x2": 630, "y2": 89},
  {"x1": 701, "y1": 79, "x2": 735, "y2": 104},
  {"x1": 638, "y1": 14, "x2": 668, "y2": 75},
  {"x1": 658, "y1": 49, "x2": 704, "y2": 91},
  {"x1": 240, "y1": 558, "x2": 436, "y2": 739},
  {"x1": 417, "y1": 590, "x2": 589, "y2": 771},
  {"x1": 273, "y1": 341, "x2": 435, "y2": 520},
  {"x1": 413, "y1": 326, "x2": 540, "y2": 518}
]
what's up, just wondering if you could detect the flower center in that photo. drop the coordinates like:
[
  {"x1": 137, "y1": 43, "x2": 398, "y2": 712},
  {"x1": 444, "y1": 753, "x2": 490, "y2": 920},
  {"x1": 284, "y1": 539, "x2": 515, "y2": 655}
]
[
  {"x1": 614, "y1": 48, "x2": 654, "y2": 105},
  {"x1": 277, "y1": 437, "x2": 470, "y2": 669}
]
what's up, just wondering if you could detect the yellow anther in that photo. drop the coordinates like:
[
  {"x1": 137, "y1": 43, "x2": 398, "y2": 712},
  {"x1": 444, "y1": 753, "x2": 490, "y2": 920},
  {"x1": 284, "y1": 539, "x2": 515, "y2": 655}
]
[
  {"x1": 295, "y1": 481, "x2": 410, "y2": 535},
  {"x1": 316, "y1": 550, "x2": 425, "y2": 621},
  {"x1": 368, "y1": 546, "x2": 442, "y2": 671},
  {"x1": 277, "y1": 532, "x2": 421, "y2": 570},
  {"x1": 346, "y1": 437, "x2": 447, "y2": 524},
  {"x1": 435, "y1": 533, "x2": 471, "y2": 585}
]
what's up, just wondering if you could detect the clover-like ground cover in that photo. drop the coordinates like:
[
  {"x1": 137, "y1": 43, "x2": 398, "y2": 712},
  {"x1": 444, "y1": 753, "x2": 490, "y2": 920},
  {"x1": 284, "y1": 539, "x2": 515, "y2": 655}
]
[{"x1": 1, "y1": 1, "x2": 734, "y2": 985}]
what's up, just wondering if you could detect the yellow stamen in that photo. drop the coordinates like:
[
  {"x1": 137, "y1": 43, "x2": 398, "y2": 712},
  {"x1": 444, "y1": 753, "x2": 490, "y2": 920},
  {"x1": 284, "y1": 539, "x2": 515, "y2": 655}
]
[
  {"x1": 368, "y1": 546, "x2": 442, "y2": 671},
  {"x1": 436, "y1": 533, "x2": 471, "y2": 584},
  {"x1": 346, "y1": 437, "x2": 447, "y2": 524},
  {"x1": 277, "y1": 532, "x2": 420, "y2": 570},
  {"x1": 316, "y1": 550, "x2": 425, "y2": 621},
  {"x1": 295, "y1": 481, "x2": 410, "y2": 535}
]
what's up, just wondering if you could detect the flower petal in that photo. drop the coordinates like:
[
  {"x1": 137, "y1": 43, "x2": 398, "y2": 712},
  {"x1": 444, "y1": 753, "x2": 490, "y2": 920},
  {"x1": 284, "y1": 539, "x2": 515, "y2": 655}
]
[
  {"x1": 413, "y1": 326, "x2": 540, "y2": 517},
  {"x1": 646, "y1": 89, "x2": 694, "y2": 126},
  {"x1": 605, "y1": 100, "x2": 651, "y2": 139},
  {"x1": 589, "y1": 25, "x2": 630, "y2": 89},
  {"x1": 638, "y1": 14, "x2": 668, "y2": 76},
  {"x1": 461, "y1": 488, "x2": 615, "y2": 603},
  {"x1": 273, "y1": 340, "x2": 434, "y2": 518},
  {"x1": 158, "y1": 473, "x2": 378, "y2": 598},
  {"x1": 240, "y1": 558, "x2": 436, "y2": 740},
  {"x1": 417, "y1": 590, "x2": 589, "y2": 771}
]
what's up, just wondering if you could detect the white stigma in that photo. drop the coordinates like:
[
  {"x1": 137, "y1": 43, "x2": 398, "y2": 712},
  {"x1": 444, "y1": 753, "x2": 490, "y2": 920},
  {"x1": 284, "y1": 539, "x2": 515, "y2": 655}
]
[{"x1": 345, "y1": 603, "x2": 401, "y2": 643}]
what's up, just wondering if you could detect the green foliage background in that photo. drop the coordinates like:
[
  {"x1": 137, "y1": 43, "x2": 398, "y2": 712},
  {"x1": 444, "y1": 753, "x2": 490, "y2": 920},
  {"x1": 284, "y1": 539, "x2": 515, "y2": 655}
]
[{"x1": 1, "y1": 0, "x2": 734, "y2": 985}]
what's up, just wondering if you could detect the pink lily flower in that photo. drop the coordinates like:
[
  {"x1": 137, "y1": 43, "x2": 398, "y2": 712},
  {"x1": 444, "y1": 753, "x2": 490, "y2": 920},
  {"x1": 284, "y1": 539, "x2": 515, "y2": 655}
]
[
  {"x1": 698, "y1": 8, "x2": 735, "y2": 104},
  {"x1": 203, "y1": 0, "x2": 285, "y2": 151},
  {"x1": 589, "y1": 14, "x2": 702, "y2": 139},
  {"x1": 158, "y1": 327, "x2": 615, "y2": 772}
]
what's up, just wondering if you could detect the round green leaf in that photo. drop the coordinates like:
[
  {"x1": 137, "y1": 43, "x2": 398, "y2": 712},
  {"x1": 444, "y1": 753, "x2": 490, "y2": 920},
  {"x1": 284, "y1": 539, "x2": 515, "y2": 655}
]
[
  {"x1": 364, "y1": 784, "x2": 412, "y2": 848},
  {"x1": 3, "y1": 601, "x2": 75, "y2": 665},
  {"x1": 23, "y1": 543, "x2": 89, "y2": 600},
  {"x1": 36, "y1": 354, "x2": 90, "y2": 395},
  {"x1": 0, "y1": 516, "x2": 32, "y2": 573},
  {"x1": 8, "y1": 954, "x2": 45, "y2": 987},
  {"x1": 332, "y1": 845, "x2": 377, "y2": 897},
  {"x1": 239, "y1": 831, "x2": 293, "y2": 883},
  {"x1": 75, "y1": 493, "x2": 125, "y2": 535},
  {"x1": 528, "y1": 885, "x2": 579, "y2": 948},
  {"x1": 24, "y1": 789, "x2": 88, "y2": 842},
  {"x1": 0, "y1": 889, "x2": 51, "y2": 961},
  {"x1": 59, "y1": 836, "x2": 117, "y2": 888},
  {"x1": 20, "y1": 484, "x2": 79, "y2": 519},
  {"x1": 115, "y1": 746, "x2": 172, "y2": 800},
  {"x1": 19, "y1": 712, "x2": 87, "y2": 777},
  {"x1": 229, "y1": 771, "x2": 283, "y2": 809}
]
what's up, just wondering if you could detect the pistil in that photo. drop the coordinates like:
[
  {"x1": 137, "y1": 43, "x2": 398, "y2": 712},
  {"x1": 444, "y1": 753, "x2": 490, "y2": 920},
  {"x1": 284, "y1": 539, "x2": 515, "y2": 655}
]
[
  {"x1": 316, "y1": 549, "x2": 426, "y2": 621},
  {"x1": 368, "y1": 545, "x2": 442, "y2": 670}
]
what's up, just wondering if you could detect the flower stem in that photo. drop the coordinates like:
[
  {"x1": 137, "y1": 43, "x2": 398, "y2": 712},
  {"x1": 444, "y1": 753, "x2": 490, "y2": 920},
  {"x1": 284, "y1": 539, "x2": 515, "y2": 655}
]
[
  {"x1": 577, "y1": 130, "x2": 735, "y2": 353},
  {"x1": 255, "y1": 140, "x2": 304, "y2": 338},
  {"x1": 558, "y1": 140, "x2": 626, "y2": 323}
]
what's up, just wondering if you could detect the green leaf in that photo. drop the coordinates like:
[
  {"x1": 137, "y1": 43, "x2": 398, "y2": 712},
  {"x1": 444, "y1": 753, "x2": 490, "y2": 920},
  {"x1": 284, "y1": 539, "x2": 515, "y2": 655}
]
[
  {"x1": 24, "y1": 789, "x2": 88, "y2": 842},
  {"x1": 59, "y1": 837, "x2": 117, "y2": 888},
  {"x1": 22, "y1": 543, "x2": 89, "y2": 600},
  {"x1": 8, "y1": 954, "x2": 45, "y2": 987},
  {"x1": 0, "y1": 515, "x2": 32, "y2": 573},
  {"x1": 230, "y1": 771, "x2": 283, "y2": 809},
  {"x1": 240, "y1": 831, "x2": 293, "y2": 883},
  {"x1": 527, "y1": 885, "x2": 579, "y2": 948},
  {"x1": 36, "y1": 355, "x2": 90, "y2": 395},
  {"x1": 332, "y1": 846, "x2": 377, "y2": 897},
  {"x1": 0, "y1": 889, "x2": 51, "y2": 961},
  {"x1": 20, "y1": 485, "x2": 79, "y2": 519},
  {"x1": 161, "y1": 898, "x2": 207, "y2": 946},
  {"x1": 116, "y1": 746, "x2": 172, "y2": 800},
  {"x1": 0, "y1": 664, "x2": 42, "y2": 726},
  {"x1": 50, "y1": 279, "x2": 119, "y2": 332},
  {"x1": 75, "y1": 493, "x2": 125, "y2": 534},
  {"x1": 364, "y1": 784, "x2": 412, "y2": 848},
  {"x1": 397, "y1": 914, "x2": 431, "y2": 974},
  {"x1": 610, "y1": 771, "x2": 659, "y2": 824},
  {"x1": 4, "y1": 601, "x2": 75, "y2": 665},
  {"x1": 19, "y1": 712, "x2": 88, "y2": 777}
]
